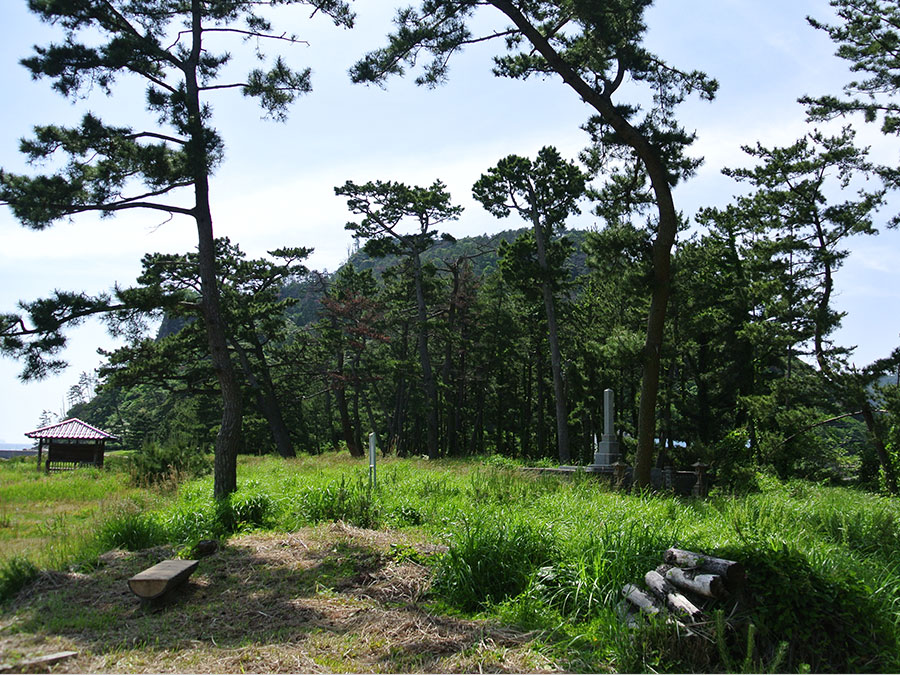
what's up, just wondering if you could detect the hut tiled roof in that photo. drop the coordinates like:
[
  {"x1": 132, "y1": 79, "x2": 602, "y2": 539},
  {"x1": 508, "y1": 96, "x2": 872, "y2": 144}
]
[{"x1": 25, "y1": 418, "x2": 118, "y2": 441}]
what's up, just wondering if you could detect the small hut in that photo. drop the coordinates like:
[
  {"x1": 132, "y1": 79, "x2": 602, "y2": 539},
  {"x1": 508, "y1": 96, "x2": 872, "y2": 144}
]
[{"x1": 25, "y1": 418, "x2": 118, "y2": 472}]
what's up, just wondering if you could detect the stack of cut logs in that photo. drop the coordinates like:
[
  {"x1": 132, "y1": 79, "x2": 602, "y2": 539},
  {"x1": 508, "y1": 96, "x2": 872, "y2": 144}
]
[{"x1": 620, "y1": 548, "x2": 745, "y2": 628}]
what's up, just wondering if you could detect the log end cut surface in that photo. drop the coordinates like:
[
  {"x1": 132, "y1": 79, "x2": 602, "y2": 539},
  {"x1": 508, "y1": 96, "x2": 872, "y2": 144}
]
[{"x1": 128, "y1": 559, "x2": 199, "y2": 599}]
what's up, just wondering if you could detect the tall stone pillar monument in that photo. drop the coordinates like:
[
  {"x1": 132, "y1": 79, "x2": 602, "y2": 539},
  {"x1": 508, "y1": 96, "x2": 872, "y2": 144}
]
[{"x1": 594, "y1": 388, "x2": 620, "y2": 466}]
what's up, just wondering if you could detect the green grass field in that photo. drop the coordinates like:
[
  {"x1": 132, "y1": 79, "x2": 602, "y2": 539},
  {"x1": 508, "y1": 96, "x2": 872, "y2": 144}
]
[{"x1": 1, "y1": 453, "x2": 899, "y2": 672}]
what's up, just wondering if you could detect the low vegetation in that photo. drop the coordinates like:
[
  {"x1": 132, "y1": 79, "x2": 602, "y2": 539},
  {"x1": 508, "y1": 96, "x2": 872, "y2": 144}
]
[{"x1": 1, "y1": 453, "x2": 899, "y2": 673}]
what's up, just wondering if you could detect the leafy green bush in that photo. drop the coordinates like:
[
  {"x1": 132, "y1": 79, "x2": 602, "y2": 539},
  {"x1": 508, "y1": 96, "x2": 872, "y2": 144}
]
[
  {"x1": 481, "y1": 454, "x2": 521, "y2": 470},
  {"x1": 0, "y1": 556, "x2": 39, "y2": 603},
  {"x1": 717, "y1": 538, "x2": 900, "y2": 673},
  {"x1": 711, "y1": 428, "x2": 761, "y2": 493},
  {"x1": 385, "y1": 500, "x2": 424, "y2": 527},
  {"x1": 126, "y1": 439, "x2": 211, "y2": 486},
  {"x1": 216, "y1": 490, "x2": 276, "y2": 533}
]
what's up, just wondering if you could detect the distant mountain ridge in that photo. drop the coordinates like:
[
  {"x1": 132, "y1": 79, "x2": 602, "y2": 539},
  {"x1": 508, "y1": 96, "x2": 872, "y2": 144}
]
[
  {"x1": 343, "y1": 226, "x2": 591, "y2": 279},
  {"x1": 278, "y1": 226, "x2": 592, "y2": 326},
  {"x1": 153, "y1": 227, "x2": 594, "y2": 338}
]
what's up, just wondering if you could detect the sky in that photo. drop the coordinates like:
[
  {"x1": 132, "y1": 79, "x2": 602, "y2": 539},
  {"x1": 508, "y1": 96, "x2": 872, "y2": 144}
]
[{"x1": 2, "y1": 0, "x2": 900, "y2": 444}]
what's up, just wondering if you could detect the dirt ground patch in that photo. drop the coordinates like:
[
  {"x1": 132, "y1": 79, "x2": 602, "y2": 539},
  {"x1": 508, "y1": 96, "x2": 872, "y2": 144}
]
[{"x1": 0, "y1": 523, "x2": 562, "y2": 673}]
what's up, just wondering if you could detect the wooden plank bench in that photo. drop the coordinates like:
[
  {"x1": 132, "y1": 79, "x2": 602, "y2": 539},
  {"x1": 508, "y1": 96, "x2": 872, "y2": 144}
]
[{"x1": 128, "y1": 559, "x2": 199, "y2": 600}]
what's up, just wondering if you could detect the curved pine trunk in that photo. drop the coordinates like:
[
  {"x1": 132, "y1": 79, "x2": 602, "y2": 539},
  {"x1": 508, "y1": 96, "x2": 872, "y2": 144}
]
[{"x1": 493, "y1": 0, "x2": 679, "y2": 486}]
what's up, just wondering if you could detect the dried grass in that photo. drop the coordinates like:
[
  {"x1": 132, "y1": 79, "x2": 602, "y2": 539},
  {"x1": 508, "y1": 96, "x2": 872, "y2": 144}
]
[{"x1": 0, "y1": 524, "x2": 560, "y2": 673}]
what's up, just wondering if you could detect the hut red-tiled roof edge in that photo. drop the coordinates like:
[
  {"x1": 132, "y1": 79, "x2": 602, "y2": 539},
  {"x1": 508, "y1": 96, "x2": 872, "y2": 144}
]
[{"x1": 25, "y1": 418, "x2": 119, "y2": 441}]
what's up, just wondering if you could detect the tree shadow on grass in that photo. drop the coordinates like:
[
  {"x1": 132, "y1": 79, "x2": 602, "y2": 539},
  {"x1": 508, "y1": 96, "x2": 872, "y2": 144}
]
[{"x1": 1, "y1": 525, "x2": 549, "y2": 673}]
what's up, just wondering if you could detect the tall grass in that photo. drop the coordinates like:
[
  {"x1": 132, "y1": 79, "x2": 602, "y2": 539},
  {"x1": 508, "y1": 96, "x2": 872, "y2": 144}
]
[{"x1": 433, "y1": 511, "x2": 558, "y2": 610}]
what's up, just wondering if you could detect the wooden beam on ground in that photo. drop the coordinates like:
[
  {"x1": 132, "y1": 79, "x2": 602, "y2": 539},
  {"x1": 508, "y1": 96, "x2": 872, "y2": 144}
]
[
  {"x1": 622, "y1": 583, "x2": 660, "y2": 615},
  {"x1": 0, "y1": 650, "x2": 79, "y2": 673},
  {"x1": 128, "y1": 559, "x2": 199, "y2": 600},
  {"x1": 665, "y1": 567, "x2": 727, "y2": 599}
]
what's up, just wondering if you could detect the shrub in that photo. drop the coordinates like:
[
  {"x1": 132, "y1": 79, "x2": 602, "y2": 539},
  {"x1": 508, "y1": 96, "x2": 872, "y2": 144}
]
[
  {"x1": 290, "y1": 476, "x2": 380, "y2": 528},
  {"x1": 386, "y1": 499, "x2": 424, "y2": 527},
  {"x1": 216, "y1": 490, "x2": 276, "y2": 533},
  {"x1": 711, "y1": 428, "x2": 761, "y2": 493},
  {"x1": 717, "y1": 538, "x2": 900, "y2": 673},
  {"x1": 481, "y1": 454, "x2": 520, "y2": 470},
  {"x1": 127, "y1": 439, "x2": 211, "y2": 486}
]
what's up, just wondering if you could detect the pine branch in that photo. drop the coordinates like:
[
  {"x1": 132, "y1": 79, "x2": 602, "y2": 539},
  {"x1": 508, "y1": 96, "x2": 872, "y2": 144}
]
[{"x1": 123, "y1": 131, "x2": 188, "y2": 145}]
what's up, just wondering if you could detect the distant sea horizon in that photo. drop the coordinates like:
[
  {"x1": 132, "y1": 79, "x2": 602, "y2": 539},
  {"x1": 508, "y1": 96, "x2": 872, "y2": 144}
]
[{"x1": 0, "y1": 442, "x2": 33, "y2": 451}]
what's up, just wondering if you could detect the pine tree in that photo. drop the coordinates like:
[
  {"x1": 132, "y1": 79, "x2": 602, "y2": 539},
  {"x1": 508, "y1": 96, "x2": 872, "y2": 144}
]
[{"x1": 0, "y1": 0, "x2": 352, "y2": 498}]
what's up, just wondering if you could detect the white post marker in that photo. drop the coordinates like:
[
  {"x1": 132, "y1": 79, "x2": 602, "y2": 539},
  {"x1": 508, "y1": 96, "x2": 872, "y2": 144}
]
[{"x1": 369, "y1": 432, "x2": 377, "y2": 489}]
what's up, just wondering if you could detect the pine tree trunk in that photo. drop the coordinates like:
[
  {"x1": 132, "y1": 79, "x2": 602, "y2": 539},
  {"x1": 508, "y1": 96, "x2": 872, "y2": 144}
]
[
  {"x1": 250, "y1": 338, "x2": 295, "y2": 458},
  {"x1": 186, "y1": 4, "x2": 241, "y2": 500},
  {"x1": 229, "y1": 335, "x2": 295, "y2": 459},
  {"x1": 413, "y1": 252, "x2": 440, "y2": 459},
  {"x1": 536, "y1": 364, "x2": 547, "y2": 456},
  {"x1": 528, "y1": 206, "x2": 569, "y2": 464},
  {"x1": 861, "y1": 401, "x2": 898, "y2": 494},
  {"x1": 335, "y1": 351, "x2": 362, "y2": 457},
  {"x1": 634, "y1": 247, "x2": 671, "y2": 487},
  {"x1": 490, "y1": 0, "x2": 678, "y2": 484}
]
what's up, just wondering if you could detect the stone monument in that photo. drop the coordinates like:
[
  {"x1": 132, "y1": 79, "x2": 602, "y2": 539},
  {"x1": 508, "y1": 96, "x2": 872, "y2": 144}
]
[{"x1": 593, "y1": 388, "x2": 620, "y2": 467}]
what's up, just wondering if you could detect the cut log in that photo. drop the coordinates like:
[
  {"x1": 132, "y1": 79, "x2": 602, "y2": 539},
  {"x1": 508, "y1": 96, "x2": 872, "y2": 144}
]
[
  {"x1": 622, "y1": 583, "x2": 660, "y2": 615},
  {"x1": 644, "y1": 570, "x2": 703, "y2": 620},
  {"x1": 665, "y1": 566, "x2": 726, "y2": 599},
  {"x1": 0, "y1": 651, "x2": 78, "y2": 673},
  {"x1": 664, "y1": 548, "x2": 745, "y2": 587},
  {"x1": 128, "y1": 559, "x2": 199, "y2": 600}
]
